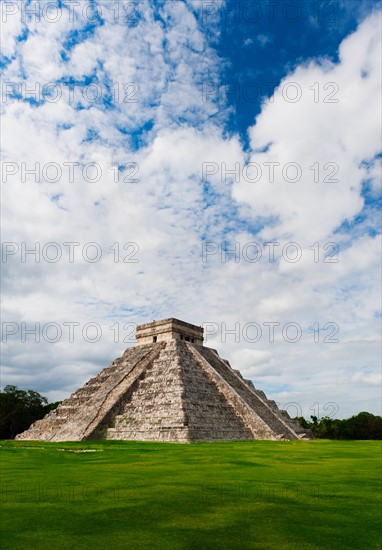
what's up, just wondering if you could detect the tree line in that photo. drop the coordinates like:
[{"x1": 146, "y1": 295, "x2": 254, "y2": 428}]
[
  {"x1": 296, "y1": 412, "x2": 382, "y2": 439},
  {"x1": 0, "y1": 385, "x2": 60, "y2": 439}
]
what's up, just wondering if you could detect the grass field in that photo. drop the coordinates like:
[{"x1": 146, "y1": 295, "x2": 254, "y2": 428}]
[{"x1": 0, "y1": 439, "x2": 381, "y2": 550}]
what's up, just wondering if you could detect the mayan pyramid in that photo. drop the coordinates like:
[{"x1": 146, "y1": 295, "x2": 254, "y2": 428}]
[{"x1": 16, "y1": 318, "x2": 312, "y2": 442}]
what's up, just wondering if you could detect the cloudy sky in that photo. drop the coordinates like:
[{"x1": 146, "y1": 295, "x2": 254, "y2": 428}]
[{"x1": 1, "y1": 0, "x2": 381, "y2": 420}]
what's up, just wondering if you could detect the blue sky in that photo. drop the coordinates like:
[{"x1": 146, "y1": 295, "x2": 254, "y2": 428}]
[{"x1": 1, "y1": 0, "x2": 381, "y2": 418}]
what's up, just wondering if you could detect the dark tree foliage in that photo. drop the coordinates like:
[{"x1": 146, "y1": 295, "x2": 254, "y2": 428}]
[
  {"x1": 295, "y1": 412, "x2": 382, "y2": 440},
  {"x1": 0, "y1": 385, "x2": 60, "y2": 439}
]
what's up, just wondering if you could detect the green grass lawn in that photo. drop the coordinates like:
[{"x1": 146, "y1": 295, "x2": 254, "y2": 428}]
[{"x1": 0, "y1": 439, "x2": 381, "y2": 550}]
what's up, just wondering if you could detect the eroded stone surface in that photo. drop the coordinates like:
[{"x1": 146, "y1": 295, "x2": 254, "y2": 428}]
[{"x1": 16, "y1": 318, "x2": 313, "y2": 442}]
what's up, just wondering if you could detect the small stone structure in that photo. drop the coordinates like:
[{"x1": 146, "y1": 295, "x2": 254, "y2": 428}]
[
  {"x1": 136, "y1": 318, "x2": 204, "y2": 345},
  {"x1": 16, "y1": 318, "x2": 312, "y2": 442}
]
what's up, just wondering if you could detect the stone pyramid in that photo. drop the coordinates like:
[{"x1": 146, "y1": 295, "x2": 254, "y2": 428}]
[{"x1": 16, "y1": 318, "x2": 312, "y2": 442}]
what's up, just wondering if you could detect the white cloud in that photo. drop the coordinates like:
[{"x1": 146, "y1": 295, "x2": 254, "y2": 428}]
[
  {"x1": 232, "y1": 11, "x2": 381, "y2": 244},
  {"x1": 256, "y1": 34, "x2": 271, "y2": 47}
]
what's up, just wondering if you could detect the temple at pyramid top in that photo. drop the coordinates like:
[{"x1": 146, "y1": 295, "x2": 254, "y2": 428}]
[{"x1": 136, "y1": 318, "x2": 204, "y2": 346}]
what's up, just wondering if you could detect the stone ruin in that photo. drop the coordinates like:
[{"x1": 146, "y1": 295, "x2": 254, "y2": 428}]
[{"x1": 16, "y1": 318, "x2": 312, "y2": 442}]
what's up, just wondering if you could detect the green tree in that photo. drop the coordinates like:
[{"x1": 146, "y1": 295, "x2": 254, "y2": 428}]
[
  {"x1": 0, "y1": 385, "x2": 58, "y2": 439},
  {"x1": 345, "y1": 412, "x2": 382, "y2": 440},
  {"x1": 295, "y1": 412, "x2": 382, "y2": 440}
]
